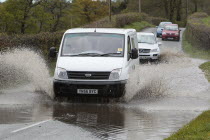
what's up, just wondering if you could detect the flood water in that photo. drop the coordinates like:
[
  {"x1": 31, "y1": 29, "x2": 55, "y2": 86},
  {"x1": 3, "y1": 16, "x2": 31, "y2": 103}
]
[{"x1": 0, "y1": 28, "x2": 209, "y2": 140}]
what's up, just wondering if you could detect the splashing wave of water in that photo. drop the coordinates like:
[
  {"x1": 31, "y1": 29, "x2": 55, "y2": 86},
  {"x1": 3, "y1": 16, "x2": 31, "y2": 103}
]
[{"x1": 0, "y1": 48, "x2": 54, "y2": 98}]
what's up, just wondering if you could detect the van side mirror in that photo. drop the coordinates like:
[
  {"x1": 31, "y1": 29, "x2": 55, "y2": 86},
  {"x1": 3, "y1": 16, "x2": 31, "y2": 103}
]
[
  {"x1": 131, "y1": 48, "x2": 138, "y2": 59},
  {"x1": 49, "y1": 47, "x2": 57, "y2": 58}
]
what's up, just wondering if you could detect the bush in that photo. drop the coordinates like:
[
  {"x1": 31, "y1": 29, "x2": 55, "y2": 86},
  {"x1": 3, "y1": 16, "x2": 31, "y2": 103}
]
[
  {"x1": 115, "y1": 13, "x2": 148, "y2": 27},
  {"x1": 124, "y1": 21, "x2": 154, "y2": 31},
  {"x1": 145, "y1": 16, "x2": 168, "y2": 26},
  {"x1": 186, "y1": 12, "x2": 210, "y2": 50},
  {"x1": 84, "y1": 12, "x2": 167, "y2": 28},
  {"x1": 0, "y1": 32, "x2": 63, "y2": 56}
]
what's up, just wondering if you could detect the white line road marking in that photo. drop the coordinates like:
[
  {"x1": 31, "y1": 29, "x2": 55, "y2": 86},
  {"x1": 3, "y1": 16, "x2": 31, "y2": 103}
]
[{"x1": 11, "y1": 119, "x2": 51, "y2": 133}]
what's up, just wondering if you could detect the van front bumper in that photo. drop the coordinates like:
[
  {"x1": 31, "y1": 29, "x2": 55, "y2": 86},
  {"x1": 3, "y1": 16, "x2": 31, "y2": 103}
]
[{"x1": 53, "y1": 80, "x2": 127, "y2": 98}]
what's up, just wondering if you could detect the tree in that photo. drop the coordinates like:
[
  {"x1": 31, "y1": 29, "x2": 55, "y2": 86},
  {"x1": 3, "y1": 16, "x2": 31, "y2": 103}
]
[
  {"x1": 71, "y1": 0, "x2": 108, "y2": 26},
  {"x1": 0, "y1": 0, "x2": 42, "y2": 34}
]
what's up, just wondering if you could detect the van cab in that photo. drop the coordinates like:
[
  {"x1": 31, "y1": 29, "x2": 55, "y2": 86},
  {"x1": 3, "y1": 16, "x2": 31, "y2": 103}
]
[{"x1": 49, "y1": 28, "x2": 139, "y2": 98}]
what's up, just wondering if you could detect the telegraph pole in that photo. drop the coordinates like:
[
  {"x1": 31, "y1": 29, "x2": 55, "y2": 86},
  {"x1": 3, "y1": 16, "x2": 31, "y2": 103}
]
[
  {"x1": 109, "y1": 0, "x2": 112, "y2": 22},
  {"x1": 139, "y1": 0, "x2": 141, "y2": 13}
]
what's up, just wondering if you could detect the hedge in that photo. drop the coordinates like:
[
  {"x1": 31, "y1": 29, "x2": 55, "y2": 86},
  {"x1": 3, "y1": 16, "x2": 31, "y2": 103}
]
[
  {"x1": 84, "y1": 12, "x2": 166, "y2": 28},
  {"x1": 185, "y1": 12, "x2": 210, "y2": 50},
  {"x1": 0, "y1": 12, "x2": 167, "y2": 56}
]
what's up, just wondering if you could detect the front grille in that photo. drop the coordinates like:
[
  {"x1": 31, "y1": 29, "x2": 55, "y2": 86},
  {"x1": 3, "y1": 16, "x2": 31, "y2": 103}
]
[
  {"x1": 67, "y1": 71, "x2": 111, "y2": 80},
  {"x1": 139, "y1": 49, "x2": 150, "y2": 53}
]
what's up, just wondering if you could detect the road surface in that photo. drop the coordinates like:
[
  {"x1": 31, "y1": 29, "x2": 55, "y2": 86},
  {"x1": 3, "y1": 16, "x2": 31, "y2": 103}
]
[{"x1": 0, "y1": 28, "x2": 209, "y2": 140}]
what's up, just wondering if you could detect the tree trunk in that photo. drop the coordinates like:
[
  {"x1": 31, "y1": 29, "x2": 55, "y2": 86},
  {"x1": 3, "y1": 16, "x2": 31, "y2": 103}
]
[
  {"x1": 176, "y1": 0, "x2": 182, "y2": 21},
  {"x1": 163, "y1": 0, "x2": 169, "y2": 19}
]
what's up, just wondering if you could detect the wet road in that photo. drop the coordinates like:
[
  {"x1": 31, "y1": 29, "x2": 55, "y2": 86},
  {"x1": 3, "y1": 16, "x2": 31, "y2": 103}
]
[{"x1": 0, "y1": 28, "x2": 210, "y2": 140}]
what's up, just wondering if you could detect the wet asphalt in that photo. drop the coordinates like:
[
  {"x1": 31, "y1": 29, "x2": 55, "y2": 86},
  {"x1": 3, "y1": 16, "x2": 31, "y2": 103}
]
[{"x1": 0, "y1": 28, "x2": 209, "y2": 140}]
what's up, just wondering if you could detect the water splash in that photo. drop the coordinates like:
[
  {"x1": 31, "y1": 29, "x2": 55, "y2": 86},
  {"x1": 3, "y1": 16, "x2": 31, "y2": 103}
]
[
  {"x1": 0, "y1": 48, "x2": 54, "y2": 98},
  {"x1": 123, "y1": 50, "x2": 207, "y2": 102}
]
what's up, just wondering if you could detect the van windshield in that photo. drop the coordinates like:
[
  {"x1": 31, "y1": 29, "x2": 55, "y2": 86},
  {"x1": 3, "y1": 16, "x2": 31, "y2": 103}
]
[{"x1": 62, "y1": 33, "x2": 125, "y2": 57}]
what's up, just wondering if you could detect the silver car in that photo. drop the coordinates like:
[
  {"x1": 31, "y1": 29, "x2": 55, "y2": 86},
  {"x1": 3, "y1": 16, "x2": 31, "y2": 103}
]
[{"x1": 137, "y1": 32, "x2": 161, "y2": 61}]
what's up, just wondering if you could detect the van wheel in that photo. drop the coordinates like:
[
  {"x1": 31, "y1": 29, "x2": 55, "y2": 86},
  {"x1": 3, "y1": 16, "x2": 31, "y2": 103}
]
[{"x1": 114, "y1": 84, "x2": 125, "y2": 98}]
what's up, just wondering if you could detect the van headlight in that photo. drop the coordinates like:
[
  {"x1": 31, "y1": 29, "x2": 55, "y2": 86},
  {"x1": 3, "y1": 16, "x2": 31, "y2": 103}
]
[
  {"x1": 109, "y1": 69, "x2": 122, "y2": 80},
  {"x1": 151, "y1": 48, "x2": 158, "y2": 52},
  {"x1": 57, "y1": 68, "x2": 68, "y2": 79}
]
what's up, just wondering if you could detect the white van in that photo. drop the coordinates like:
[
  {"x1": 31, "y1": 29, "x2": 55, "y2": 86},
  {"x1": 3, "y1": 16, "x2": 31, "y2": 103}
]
[{"x1": 49, "y1": 28, "x2": 139, "y2": 98}]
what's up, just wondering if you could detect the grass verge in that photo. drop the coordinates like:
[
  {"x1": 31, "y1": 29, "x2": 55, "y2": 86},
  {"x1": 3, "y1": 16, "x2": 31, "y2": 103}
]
[
  {"x1": 166, "y1": 30, "x2": 210, "y2": 140},
  {"x1": 165, "y1": 111, "x2": 210, "y2": 140},
  {"x1": 124, "y1": 21, "x2": 154, "y2": 32},
  {"x1": 199, "y1": 61, "x2": 210, "y2": 82},
  {"x1": 182, "y1": 32, "x2": 210, "y2": 60}
]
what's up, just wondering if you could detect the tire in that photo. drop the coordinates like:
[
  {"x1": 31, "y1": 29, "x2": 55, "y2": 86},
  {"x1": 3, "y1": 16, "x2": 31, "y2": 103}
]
[{"x1": 112, "y1": 84, "x2": 126, "y2": 98}]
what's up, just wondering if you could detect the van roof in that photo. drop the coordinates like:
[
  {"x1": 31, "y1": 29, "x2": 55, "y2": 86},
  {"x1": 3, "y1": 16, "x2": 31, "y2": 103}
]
[{"x1": 65, "y1": 28, "x2": 136, "y2": 34}]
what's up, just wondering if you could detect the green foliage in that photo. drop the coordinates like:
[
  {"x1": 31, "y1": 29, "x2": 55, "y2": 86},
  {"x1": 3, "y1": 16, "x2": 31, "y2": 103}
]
[
  {"x1": 182, "y1": 32, "x2": 210, "y2": 60},
  {"x1": 165, "y1": 111, "x2": 210, "y2": 140},
  {"x1": 202, "y1": 16, "x2": 210, "y2": 26},
  {"x1": 0, "y1": 0, "x2": 108, "y2": 34},
  {"x1": 115, "y1": 12, "x2": 147, "y2": 27},
  {"x1": 84, "y1": 12, "x2": 166, "y2": 28},
  {"x1": 0, "y1": 31, "x2": 63, "y2": 56},
  {"x1": 185, "y1": 12, "x2": 210, "y2": 51},
  {"x1": 125, "y1": 0, "x2": 210, "y2": 26},
  {"x1": 124, "y1": 21, "x2": 154, "y2": 31},
  {"x1": 199, "y1": 62, "x2": 210, "y2": 82}
]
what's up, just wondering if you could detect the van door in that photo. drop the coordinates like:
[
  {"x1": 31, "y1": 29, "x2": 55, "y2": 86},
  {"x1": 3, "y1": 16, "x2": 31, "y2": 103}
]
[{"x1": 126, "y1": 35, "x2": 136, "y2": 74}]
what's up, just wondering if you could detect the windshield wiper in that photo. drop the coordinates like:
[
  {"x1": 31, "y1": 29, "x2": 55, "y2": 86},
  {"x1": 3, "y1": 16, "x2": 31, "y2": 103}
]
[
  {"x1": 99, "y1": 53, "x2": 121, "y2": 56},
  {"x1": 69, "y1": 53, "x2": 102, "y2": 56}
]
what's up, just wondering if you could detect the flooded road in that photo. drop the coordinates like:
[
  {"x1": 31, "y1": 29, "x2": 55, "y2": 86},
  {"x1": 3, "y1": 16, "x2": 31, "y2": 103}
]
[{"x1": 0, "y1": 28, "x2": 210, "y2": 140}]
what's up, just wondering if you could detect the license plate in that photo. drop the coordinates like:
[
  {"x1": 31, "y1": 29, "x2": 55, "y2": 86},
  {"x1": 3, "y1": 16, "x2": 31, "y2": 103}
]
[{"x1": 77, "y1": 89, "x2": 98, "y2": 94}]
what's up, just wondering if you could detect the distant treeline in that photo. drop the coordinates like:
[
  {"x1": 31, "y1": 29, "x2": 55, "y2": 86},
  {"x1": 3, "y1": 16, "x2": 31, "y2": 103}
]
[
  {"x1": 125, "y1": 0, "x2": 210, "y2": 26},
  {"x1": 1, "y1": 0, "x2": 210, "y2": 35},
  {"x1": 0, "y1": 12, "x2": 166, "y2": 57},
  {"x1": 0, "y1": 0, "x2": 109, "y2": 34}
]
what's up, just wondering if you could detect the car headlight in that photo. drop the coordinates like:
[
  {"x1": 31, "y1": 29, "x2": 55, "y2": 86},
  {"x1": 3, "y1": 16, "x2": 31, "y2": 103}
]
[
  {"x1": 175, "y1": 33, "x2": 179, "y2": 36},
  {"x1": 57, "y1": 67, "x2": 68, "y2": 79},
  {"x1": 151, "y1": 48, "x2": 158, "y2": 52},
  {"x1": 162, "y1": 32, "x2": 166, "y2": 35},
  {"x1": 109, "y1": 68, "x2": 122, "y2": 80}
]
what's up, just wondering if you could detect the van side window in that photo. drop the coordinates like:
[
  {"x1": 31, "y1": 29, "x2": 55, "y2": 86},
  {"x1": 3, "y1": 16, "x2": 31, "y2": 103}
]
[
  {"x1": 127, "y1": 36, "x2": 131, "y2": 61},
  {"x1": 131, "y1": 38, "x2": 135, "y2": 49}
]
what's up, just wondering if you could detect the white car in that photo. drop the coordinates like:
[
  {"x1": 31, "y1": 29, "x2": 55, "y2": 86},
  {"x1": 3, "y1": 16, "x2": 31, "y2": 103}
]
[
  {"x1": 49, "y1": 28, "x2": 139, "y2": 98},
  {"x1": 137, "y1": 32, "x2": 161, "y2": 61}
]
